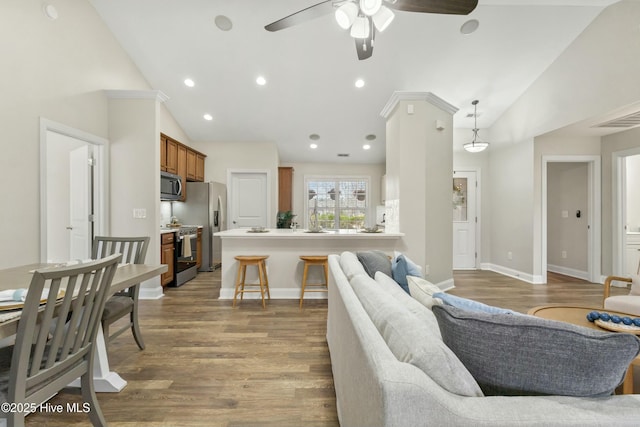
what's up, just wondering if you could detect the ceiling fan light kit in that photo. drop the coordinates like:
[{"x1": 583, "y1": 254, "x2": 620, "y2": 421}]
[
  {"x1": 265, "y1": 0, "x2": 478, "y2": 60},
  {"x1": 463, "y1": 100, "x2": 489, "y2": 153}
]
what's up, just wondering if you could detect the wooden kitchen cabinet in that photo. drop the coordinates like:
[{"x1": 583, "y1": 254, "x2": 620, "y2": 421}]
[
  {"x1": 196, "y1": 154, "x2": 205, "y2": 182},
  {"x1": 186, "y1": 149, "x2": 197, "y2": 181},
  {"x1": 165, "y1": 139, "x2": 178, "y2": 174},
  {"x1": 278, "y1": 167, "x2": 294, "y2": 212},
  {"x1": 196, "y1": 228, "x2": 202, "y2": 269},
  {"x1": 160, "y1": 136, "x2": 167, "y2": 171},
  {"x1": 177, "y1": 144, "x2": 187, "y2": 201},
  {"x1": 161, "y1": 232, "x2": 175, "y2": 287}
]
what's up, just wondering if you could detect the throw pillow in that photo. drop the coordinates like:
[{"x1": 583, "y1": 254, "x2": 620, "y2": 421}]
[
  {"x1": 339, "y1": 251, "x2": 368, "y2": 280},
  {"x1": 393, "y1": 251, "x2": 423, "y2": 278},
  {"x1": 351, "y1": 275, "x2": 484, "y2": 397},
  {"x1": 356, "y1": 250, "x2": 392, "y2": 279},
  {"x1": 432, "y1": 292, "x2": 517, "y2": 315},
  {"x1": 391, "y1": 255, "x2": 410, "y2": 293},
  {"x1": 432, "y1": 304, "x2": 640, "y2": 397},
  {"x1": 374, "y1": 271, "x2": 441, "y2": 338},
  {"x1": 407, "y1": 276, "x2": 443, "y2": 309}
]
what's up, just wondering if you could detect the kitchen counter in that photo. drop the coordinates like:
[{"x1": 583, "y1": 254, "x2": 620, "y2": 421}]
[
  {"x1": 215, "y1": 228, "x2": 402, "y2": 239},
  {"x1": 215, "y1": 228, "x2": 404, "y2": 300}
]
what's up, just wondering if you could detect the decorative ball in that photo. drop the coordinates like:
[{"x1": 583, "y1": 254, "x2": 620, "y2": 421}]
[
  {"x1": 633, "y1": 318, "x2": 640, "y2": 327},
  {"x1": 586, "y1": 311, "x2": 599, "y2": 322},
  {"x1": 610, "y1": 315, "x2": 621, "y2": 324},
  {"x1": 622, "y1": 317, "x2": 633, "y2": 325},
  {"x1": 600, "y1": 313, "x2": 611, "y2": 322}
]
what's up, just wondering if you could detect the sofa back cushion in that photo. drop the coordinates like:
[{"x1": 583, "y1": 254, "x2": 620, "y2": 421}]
[
  {"x1": 374, "y1": 272, "x2": 441, "y2": 339},
  {"x1": 350, "y1": 274, "x2": 483, "y2": 397},
  {"x1": 433, "y1": 304, "x2": 640, "y2": 397},
  {"x1": 356, "y1": 250, "x2": 392, "y2": 278},
  {"x1": 340, "y1": 251, "x2": 368, "y2": 280}
]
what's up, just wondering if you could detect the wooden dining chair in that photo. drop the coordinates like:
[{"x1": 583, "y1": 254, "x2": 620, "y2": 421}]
[
  {"x1": 0, "y1": 253, "x2": 121, "y2": 427},
  {"x1": 92, "y1": 236, "x2": 149, "y2": 352}
]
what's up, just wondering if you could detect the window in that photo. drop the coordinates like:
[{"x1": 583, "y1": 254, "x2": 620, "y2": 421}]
[{"x1": 305, "y1": 177, "x2": 369, "y2": 230}]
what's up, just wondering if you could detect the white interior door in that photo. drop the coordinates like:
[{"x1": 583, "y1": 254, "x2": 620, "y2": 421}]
[
  {"x1": 453, "y1": 171, "x2": 477, "y2": 269},
  {"x1": 229, "y1": 172, "x2": 268, "y2": 229},
  {"x1": 69, "y1": 145, "x2": 92, "y2": 260}
]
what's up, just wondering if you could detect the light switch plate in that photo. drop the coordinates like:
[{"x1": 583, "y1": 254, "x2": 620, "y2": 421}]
[{"x1": 133, "y1": 208, "x2": 147, "y2": 219}]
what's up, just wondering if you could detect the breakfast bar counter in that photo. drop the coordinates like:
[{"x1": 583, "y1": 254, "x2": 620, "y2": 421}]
[{"x1": 215, "y1": 228, "x2": 404, "y2": 300}]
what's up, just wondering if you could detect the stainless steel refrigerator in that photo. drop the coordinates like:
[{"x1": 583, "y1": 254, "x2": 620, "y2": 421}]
[{"x1": 173, "y1": 181, "x2": 227, "y2": 271}]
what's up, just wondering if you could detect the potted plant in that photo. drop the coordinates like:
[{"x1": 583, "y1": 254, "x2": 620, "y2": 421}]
[{"x1": 277, "y1": 211, "x2": 296, "y2": 229}]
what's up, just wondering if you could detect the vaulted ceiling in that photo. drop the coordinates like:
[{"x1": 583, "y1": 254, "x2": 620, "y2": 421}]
[{"x1": 90, "y1": 0, "x2": 618, "y2": 163}]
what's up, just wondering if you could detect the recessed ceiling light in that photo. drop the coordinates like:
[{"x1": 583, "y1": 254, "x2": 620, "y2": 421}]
[
  {"x1": 256, "y1": 76, "x2": 267, "y2": 86},
  {"x1": 355, "y1": 79, "x2": 365, "y2": 88},
  {"x1": 214, "y1": 15, "x2": 233, "y2": 31},
  {"x1": 460, "y1": 19, "x2": 479, "y2": 35},
  {"x1": 365, "y1": 134, "x2": 376, "y2": 141},
  {"x1": 309, "y1": 134, "x2": 320, "y2": 140},
  {"x1": 203, "y1": 114, "x2": 213, "y2": 121},
  {"x1": 43, "y1": 4, "x2": 58, "y2": 20},
  {"x1": 184, "y1": 78, "x2": 195, "y2": 87},
  {"x1": 363, "y1": 144, "x2": 371, "y2": 150},
  {"x1": 310, "y1": 143, "x2": 318, "y2": 149}
]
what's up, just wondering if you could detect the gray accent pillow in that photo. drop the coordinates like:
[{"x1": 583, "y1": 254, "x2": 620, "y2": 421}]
[
  {"x1": 351, "y1": 275, "x2": 484, "y2": 397},
  {"x1": 432, "y1": 304, "x2": 640, "y2": 397},
  {"x1": 356, "y1": 250, "x2": 392, "y2": 278}
]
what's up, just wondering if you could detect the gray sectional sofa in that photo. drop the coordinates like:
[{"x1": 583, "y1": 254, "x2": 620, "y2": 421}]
[{"x1": 326, "y1": 252, "x2": 640, "y2": 426}]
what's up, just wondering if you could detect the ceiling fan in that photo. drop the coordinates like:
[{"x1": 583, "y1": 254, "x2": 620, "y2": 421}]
[{"x1": 265, "y1": 0, "x2": 478, "y2": 60}]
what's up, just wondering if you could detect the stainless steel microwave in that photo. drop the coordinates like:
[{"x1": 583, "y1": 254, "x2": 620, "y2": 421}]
[{"x1": 160, "y1": 171, "x2": 182, "y2": 201}]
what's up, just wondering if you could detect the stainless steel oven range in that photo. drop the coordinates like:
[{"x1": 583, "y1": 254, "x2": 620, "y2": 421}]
[{"x1": 171, "y1": 225, "x2": 199, "y2": 287}]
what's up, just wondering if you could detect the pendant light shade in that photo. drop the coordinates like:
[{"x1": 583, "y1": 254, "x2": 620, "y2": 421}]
[
  {"x1": 372, "y1": 6, "x2": 394, "y2": 32},
  {"x1": 350, "y1": 15, "x2": 370, "y2": 39},
  {"x1": 359, "y1": 0, "x2": 382, "y2": 16},
  {"x1": 463, "y1": 100, "x2": 489, "y2": 153},
  {"x1": 335, "y1": 2, "x2": 358, "y2": 30}
]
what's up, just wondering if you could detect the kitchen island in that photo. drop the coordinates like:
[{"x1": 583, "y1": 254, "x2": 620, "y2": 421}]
[{"x1": 215, "y1": 228, "x2": 404, "y2": 300}]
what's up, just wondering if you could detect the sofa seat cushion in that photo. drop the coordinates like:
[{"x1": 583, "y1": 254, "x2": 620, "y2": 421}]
[
  {"x1": 350, "y1": 275, "x2": 483, "y2": 397},
  {"x1": 433, "y1": 304, "x2": 640, "y2": 397},
  {"x1": 374, "y1": 272, "x2": 441, "y2": 338},
  {"x1": 604, "y1": 295, "x2": 640, "y2": 316}
]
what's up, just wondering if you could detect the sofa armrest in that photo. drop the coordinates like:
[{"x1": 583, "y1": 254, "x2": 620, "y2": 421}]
[{"x1": 603, "y1": 275, "x2": 632, "y2": 302}]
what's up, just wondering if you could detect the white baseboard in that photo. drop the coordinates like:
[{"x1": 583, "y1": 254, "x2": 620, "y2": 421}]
[
  {"x1": 139, "y1": 286, "x2": 164, "y2": 300},
  {"x1": 437, "y1": 278, "x2": 455, "y2": 292},
  {"x1": 547, "y1": 264, "x2": 590, "y2": 281},
  {"x1": 480, "y1": 263, "x2": 543, "y2": 284}
]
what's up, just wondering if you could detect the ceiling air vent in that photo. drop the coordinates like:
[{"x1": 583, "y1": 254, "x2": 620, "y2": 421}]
[
  {"x1": 337, "y1": 153, "x2": 350, "y2": 157},
  {"x1": 594, "y1": 110, "x2": 640, "y2": 128}
]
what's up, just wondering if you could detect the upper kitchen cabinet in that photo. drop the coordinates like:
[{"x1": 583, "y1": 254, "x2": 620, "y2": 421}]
[
  {"x1": 278, "y1": 167, "x2": 294, "y2": 212},
  {"x1": 177, "y1": 144, "x2": 187, "y2": 201},
  {"x1": 161, "y1": 135, "x2": 178, "y2": 174},
  {"x1": 160, "y1": 134, "x2": 207, "y2": 185}
]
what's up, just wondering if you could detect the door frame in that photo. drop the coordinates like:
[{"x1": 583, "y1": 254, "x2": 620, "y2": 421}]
[
  {"x1": 226, "y1": 169, "x2": 272, "y2": 229},
  {"x1": 452, "y1": 168, "x2": 481, "y2": 270},
  {"x1": 612, "y1": 147, "x2": 640, "y2": 276},
  {"x1": 40, "y1": 118, "x2": 109, "y2": 262},
  {"x1": 541, "y1": 155, "x2": 600, "y2": 283}
]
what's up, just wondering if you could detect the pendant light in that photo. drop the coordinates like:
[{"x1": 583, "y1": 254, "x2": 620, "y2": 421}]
[
  {"x1": 335, "y1": 0, "x2": 395, "y2": 35},
  {"x1": 463, "y1": 100, "x2": 489, "y2": 153}
]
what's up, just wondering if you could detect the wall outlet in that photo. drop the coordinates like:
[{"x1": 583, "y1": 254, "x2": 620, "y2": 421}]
[
  {"x1": 561, "y1": 210, "x2": 569, "y2": 218},
  {"x1": 133, "y1": 208, "x2": 147, "y2": 219},
  {"x1": 424, "y1": 264, "x2": 430, "y2": 276},
  {"x1": 561, "y1": 250, "x2": 567, "y2": 259},
  {"x1": 507, "y1": 251, "x2": 513, "y2": 260}
]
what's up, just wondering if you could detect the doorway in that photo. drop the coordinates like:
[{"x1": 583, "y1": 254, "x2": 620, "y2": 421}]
[
  {"x1": 453, "y1": 169, "x2": 480, "y2": 270},
  {"x1": 541, "y1": 156, "x2": 601, "y2": 283},
  {"x1": 227, "y1": 170, "x2": 271, "y2": 229},
  {"x1": 613, "y1": 149, "x2": 640, "y2": 276},
  {"x1": 40, "y1": 119, "x2": 108, "y2": 262}
]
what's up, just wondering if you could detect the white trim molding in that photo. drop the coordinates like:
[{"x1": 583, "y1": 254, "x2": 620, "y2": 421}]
[
  {"x1": 481, "y1": 263, "x2": 544, "y2": 284},
  {"x1": 380, "y1": 91, "x2": 459, "y2": 119},
  {"x1": 104, "y1": 89, "x2": 169, "y2": 103}
]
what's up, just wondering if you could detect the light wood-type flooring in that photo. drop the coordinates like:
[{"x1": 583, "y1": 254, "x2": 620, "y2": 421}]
[{"x1": 26, "y1": 269, "x2": 629, "y2": 426}]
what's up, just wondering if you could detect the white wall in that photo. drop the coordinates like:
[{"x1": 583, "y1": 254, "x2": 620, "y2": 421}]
[
  {"x1": 280, "y1": 162, "x2": 385, "y2": 228},
  {"x1": 0, "y1": 0, "x2": 189, "y2": 269},
  {"x1": 626, "y1": 155, "x2": 640, "y2": 232},
  {"x1": 191, "y1": 141, "x2": 279, "y2": 227}
]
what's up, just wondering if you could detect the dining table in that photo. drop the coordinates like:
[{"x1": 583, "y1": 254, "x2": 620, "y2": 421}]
[{"x1": 0, "y1": 262, "x2": 167, "y2": 392}]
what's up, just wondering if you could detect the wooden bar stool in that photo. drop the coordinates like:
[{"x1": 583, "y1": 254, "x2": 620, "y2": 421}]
[
  {"x1": 233, "y1": 255, "x2": 270, "y2": 308},
  {"x1": 299, "y1": 255, "x2": 329, "y2": 308}
]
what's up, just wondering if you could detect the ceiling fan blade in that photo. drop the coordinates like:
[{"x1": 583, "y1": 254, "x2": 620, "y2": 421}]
[
  {"x1": 355, "y1": 23, "x2": 375, "y2": 60},
  {"x1": 265, "y1": 0, "x2": 336, "y2": 32},
  {"x1": 386, "y1": 0, "x2": 478, "y2": 15}
]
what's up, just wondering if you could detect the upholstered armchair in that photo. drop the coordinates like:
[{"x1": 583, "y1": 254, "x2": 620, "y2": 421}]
[{"x1": 602, "y1": 275, "x2": 640, "y2": 316}]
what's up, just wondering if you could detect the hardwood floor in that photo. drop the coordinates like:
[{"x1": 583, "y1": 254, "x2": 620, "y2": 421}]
[{"x1": 26, "y1": 269, "x2": 627, "y2": 426}]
